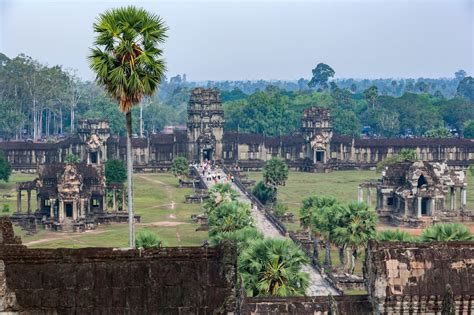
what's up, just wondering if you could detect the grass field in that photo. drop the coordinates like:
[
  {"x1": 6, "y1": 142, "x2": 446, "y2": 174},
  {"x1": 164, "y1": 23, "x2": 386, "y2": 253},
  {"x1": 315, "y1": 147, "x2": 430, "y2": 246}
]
[{"x1": 2, "y1": 173, "x2": 207, "y2": 248}]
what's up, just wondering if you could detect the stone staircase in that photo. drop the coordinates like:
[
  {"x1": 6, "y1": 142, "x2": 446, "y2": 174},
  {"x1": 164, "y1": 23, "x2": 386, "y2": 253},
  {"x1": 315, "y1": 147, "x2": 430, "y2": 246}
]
[{"x1": 60, "y1": 218, "x2": 75, "y2": 233}]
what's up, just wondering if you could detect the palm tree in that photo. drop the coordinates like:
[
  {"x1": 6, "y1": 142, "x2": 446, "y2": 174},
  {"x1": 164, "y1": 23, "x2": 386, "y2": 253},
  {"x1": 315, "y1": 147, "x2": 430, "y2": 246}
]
[
  {"x1": 204, "y1": 183, "x2": 239, "y2": 212},
  {"x1": 89, "y1": 7, "x2": 167, "y2": 247},
  {"x1": 239, "y1": 238, "x2": 309, "y2": 297},
  {"x1": 333, "y1": 202, "x2": 377, "y2": 274},
  {"x1": 377, "y1": 229, "x2": 415, "y2": 242},
  {"x1": 207, "y1": 200, "x2": 254, "y2": 237},
  {"x1": 135, "y1": 229, "x2": 161, "y2": 249},
  {"x1": 421, "y1": 223, "x2": 473, "y2": 242},
  {"x1": 210, "y1": 227, "x2": 263, "y2": 252}
]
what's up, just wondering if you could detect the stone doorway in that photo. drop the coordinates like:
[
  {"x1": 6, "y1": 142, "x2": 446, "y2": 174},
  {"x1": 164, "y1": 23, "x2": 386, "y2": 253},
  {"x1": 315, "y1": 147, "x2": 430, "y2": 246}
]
[
  {"x1": 90, "y1": 152, "x2": 98, "y2": 164},
  {"x1": 421, "y1": 198, "x2": 429, "y2": 215},
  {"x1": 316, "y1": 151, "x2": 325, "y2": 162},
  {"x1": 203, "y1": 148, "x2": 213, "y2": 162},
  {"x1": 65, "y1": 202, "x2": 73, "y2": 218}
]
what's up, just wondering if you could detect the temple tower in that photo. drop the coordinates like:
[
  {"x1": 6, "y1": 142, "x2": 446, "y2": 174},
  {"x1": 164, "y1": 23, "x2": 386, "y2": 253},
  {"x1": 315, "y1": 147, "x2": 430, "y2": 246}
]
[
  {"x1": 77, "y1": 119, "x2": 111, "y2": 165},
  {"x1": 301, "y1": 107, "x2": 333, "y2": 163},
  {"x1": 187, "y1": 88, "x2": 224, "y2": 162}
]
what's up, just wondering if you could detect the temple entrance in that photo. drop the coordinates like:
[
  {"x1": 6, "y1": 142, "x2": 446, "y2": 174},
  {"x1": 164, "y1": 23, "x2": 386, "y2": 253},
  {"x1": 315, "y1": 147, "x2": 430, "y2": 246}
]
[
  {"x1": 316, "y1": 151, "x2": 324, "y2": 162},
  {"x1": 203, "y1": 148, "x2": 213, "y2": 162},
  {"x1": 65, "y1": 202, "x2": 73, "y2": 218},
  {"x1": 90, "y1": 152, "x2": 98, "y2": 164},
  {"x1": 421, "y1": 198, "x2": 429, "y2": 215}
]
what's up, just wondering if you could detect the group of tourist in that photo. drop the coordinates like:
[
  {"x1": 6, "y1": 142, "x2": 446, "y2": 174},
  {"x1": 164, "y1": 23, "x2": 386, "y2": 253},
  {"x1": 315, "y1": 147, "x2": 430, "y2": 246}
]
[{"x1": 197, "y1": 160, "x2": 234, "y2": 185}]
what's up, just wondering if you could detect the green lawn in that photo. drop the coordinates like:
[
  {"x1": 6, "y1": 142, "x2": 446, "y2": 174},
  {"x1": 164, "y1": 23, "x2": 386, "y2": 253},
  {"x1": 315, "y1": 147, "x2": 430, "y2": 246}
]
[{"x1": 3, "y1": 173, "x2": 207, "y2": 248}]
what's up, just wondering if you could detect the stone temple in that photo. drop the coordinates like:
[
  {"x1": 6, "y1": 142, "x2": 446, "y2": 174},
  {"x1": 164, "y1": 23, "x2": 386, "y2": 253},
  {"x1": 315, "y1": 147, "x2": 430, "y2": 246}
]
[{"x1": 1, "y1": 87, "x2": 474, "y2": 172}]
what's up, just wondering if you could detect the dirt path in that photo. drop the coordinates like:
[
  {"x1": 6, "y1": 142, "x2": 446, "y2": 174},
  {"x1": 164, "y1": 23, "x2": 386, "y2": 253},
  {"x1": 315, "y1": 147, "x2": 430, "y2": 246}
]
[{"x1": 24, "y1": 228, "x2": 109, "y2": 246}]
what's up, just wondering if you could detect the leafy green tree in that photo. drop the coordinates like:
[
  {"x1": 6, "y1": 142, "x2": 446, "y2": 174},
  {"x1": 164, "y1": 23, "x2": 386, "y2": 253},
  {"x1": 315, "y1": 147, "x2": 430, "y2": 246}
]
[
  {"x1": 421, "y1": 223, "x2": 473, "y2": 241},
  {"x1": 64, "y1": 154, "x2": 81, "y2": 164},
  {"x1": 455, "y1": 69, "x2": 467, "y2": 81},
  {"x1": 441, "y1": 98, "x2": 474, "y2": 136},
  {"x1": 204, "y1": 183, "x2": 239, "y2": 212},
  {"x1": 377, "y1": 229, "x2": 415, "y2": 242},
  {"x1": 332, "y1": 109, "x2": 361, "y2": 137},
  {"x1": 308, "y1": 63, "x2": 335, "y2": 90},
  {"x1": 273, "y1": 203, "x2": 288, "y2": 218},
  {"x1": 239, "y1": 238, "x2": 309, "y2": 297},
  {"x1": 464, "y1": 120, "x2": 474, "y2": 138},
  {"x1": 135, "y1": 229, "x2": 161, "y2": 248},
  {"x1": 89, "y1": 6, "x2": 168, "y2": 248},
  {"x1": 424, "y1": 127, "x2": 452, "y2": 138},
  {"x1": 456, "y1": 76, "x2": 474, "y2": 101},
  {"x1": 210, "y1": 227, "x2": 263, "y2": 252},
  {"x1": 0, "y1": 151, "x2": 12, "y2": 182},
  {"x1": 363, "y1": 86, "x2": 378, "y2": 109},
  {"x1": 263, "y1": 158, "x2": 289, "y2": 187},
  {"x1": 376, "y1": 149, "x2": 417, "y2": 172},
  {"x1": 333, "y1": 202, "x2": 378, "y2": 274},
  {"x1": 170, "y1": 156, "x2": 189, "y2": 180},
  {"x1": 105, "y1": 159, "x2": 127, "y2": 184},
  {"x1": 311, "y1": 202, "x2": 341, "y2": 267},
  {"x1": 252, "y1": 181, "x2": 277, "y2": 205},
  {"x1": 207, "y1": 200, "x2": 254, "y2": 237}
]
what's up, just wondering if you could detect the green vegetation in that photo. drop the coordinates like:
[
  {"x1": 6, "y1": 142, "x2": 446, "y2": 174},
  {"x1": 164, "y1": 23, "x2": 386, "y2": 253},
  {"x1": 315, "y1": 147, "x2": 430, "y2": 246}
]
[
  {"x1": 421, "y1": 223, "x2": 473, "y2": 241},
  {"x1": 135, "y1": 230, "x2": 161, "y2": 249},
  {"x1": 64, "y1": 154, "x2": 81, "y2": 164},
  {"x1": 105, "y1": 159, "x2": 127, "y2": 184},
  {"x1": 204, "y1": 183, "x2": 239, "y2": 211},
  {"x1": 170, "y1": 156, "x2": 189, "y2": 179},
  {"x1": 210, "y1": 227, "x2": 263, "y2": 252},
  {"x1": 377, "y1": 229, "x2": 414, "y2": 242},
  {"x1": 441, "y1": 284, "x2": 456, "y2": 315},
  {"x1": 263, "y1": 158, "x2": 289, "y2": 187},
  {"x1": 89, "y1": 6, "x2": 168, "y2": 248},
  {"x1": 308, "y1": 63, "x2": 335, "y2": 90},
  {"x1": 0, "y1": 151, "x2": 12, "y2": 182},
  {"x1": 239, "y1": 238, "x2": 309, "y2": 297},
  {"x1": 424, "y1": 127, "x2": 453, "y2": 138},
  {"x1": 207, "y1": 201, "x2": 254, "y2": 237},
  {"x1": 376, "y1": 148, "x2": 417, "y2": 172},
  {"x1": 252, "y1": 181, "x2": 276, "y2": 205}
]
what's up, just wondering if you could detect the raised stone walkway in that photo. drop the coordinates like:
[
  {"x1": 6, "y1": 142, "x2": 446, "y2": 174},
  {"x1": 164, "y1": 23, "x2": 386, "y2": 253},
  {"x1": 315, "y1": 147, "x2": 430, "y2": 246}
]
[{"x1": 198, "y1": 166, "x2": 338, "y2": 296}]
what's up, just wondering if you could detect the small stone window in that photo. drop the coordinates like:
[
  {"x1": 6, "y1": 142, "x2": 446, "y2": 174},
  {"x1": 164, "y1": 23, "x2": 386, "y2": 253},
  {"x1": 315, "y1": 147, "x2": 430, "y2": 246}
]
[{"x1": 387, "y1": 197, "x2": 394, "y2": 206}]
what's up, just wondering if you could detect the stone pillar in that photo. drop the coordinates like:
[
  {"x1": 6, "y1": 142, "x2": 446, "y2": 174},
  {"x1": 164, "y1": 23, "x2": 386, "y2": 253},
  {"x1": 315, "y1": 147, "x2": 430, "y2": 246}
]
[
  {"x1": 404, "y1": 199, "x2": 408, "y2": 218},
  {"x1": 80, "y1": 198, "x2": 84, "y2": 218},
  {"x1": 113, "y1": 189, "x2": 117, "y2": 212},
  {"x1": 50, "y1": 199, "x2": 55, "y2": 219},
  {"x1": 27, "y1": 190, "x2": 31, "y2": 215},
  {"x1": 122, "y1": 190, "x2": 126, "y2": 211},
  {"x1": 72, "y1": 201, "x2": 78, "y2": 221},
  {"x1": 59, "y1": 201, "x2": 64, "y2": 223},
  {"x1": 461, "y1": 187, "x2": 467, "y2": 210},
  {"x1": 16, "y1": 189, "x2": 21, "y2": 213},
  {"x1": 417, "y1": 197, "x2": 422, "y2": 218},
  {"x1": 450, "y1": 187, "x2": 456, "y2": 211},
  {"x1": 367, "y1": 188, "x2": 372, "y2": 207},
  {"x1": 358, "y1": 186, "x2": 363, "y2": 203}
]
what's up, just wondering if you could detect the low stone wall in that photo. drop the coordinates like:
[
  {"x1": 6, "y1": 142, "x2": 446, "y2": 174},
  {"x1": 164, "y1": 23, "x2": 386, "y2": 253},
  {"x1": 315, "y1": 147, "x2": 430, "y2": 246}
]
[
  {"x1": 241, "y1": 295, "x2": 372, "y2": 314},
  {"x1": 0, "y1": 217, "x2": 236, "y2": 314}
]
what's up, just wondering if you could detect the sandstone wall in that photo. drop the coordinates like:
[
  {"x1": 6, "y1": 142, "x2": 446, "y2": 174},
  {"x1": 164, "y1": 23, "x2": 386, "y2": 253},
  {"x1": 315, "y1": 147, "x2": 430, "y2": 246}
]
[
  {"x1": 365, "y1": 240, "x2": 474, "y2": 314},
  {"x1": 0, "y1": 217, "x2": 236, "y2": 314}
]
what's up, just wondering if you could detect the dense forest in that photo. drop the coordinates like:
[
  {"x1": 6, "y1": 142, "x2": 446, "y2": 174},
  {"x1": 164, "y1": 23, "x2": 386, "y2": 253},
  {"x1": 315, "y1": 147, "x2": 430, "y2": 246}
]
[{"x1": 1, "y1": 53, "x2": 473, "y2": 141}]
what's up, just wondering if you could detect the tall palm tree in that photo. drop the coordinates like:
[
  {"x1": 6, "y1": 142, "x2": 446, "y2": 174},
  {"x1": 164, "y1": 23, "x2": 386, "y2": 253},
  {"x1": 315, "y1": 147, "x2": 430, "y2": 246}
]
[
  {"x1": 421, "y1": 223, "x2": 473, "y2": 242},
  {"x1": 204, "y1": 183, "x2": 239, "y2": 212},
  {"x1": 333, "y1": 202, "x2": 377, "y2": 274},
  {"x1": 89, "y1": 6, "x2": 167, "y2": 247},
  {"x1": 239, "y1": 238, "x2": 309, "y2": 297},
  {"x1": 207, "y1": 200, "x2": 254, "y2": 237}
]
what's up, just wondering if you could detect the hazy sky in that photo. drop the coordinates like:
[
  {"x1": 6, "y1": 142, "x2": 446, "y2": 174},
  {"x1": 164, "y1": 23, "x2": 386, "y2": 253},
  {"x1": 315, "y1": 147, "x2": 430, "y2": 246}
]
[{"x1": 1, "y1": 0, "x2": 473, "y2": 81}]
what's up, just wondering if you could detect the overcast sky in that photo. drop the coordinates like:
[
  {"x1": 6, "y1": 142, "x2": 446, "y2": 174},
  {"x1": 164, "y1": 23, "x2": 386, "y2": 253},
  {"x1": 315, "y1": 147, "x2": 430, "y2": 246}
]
[{"x1": 1, "y1": 0, "x2": 473, "y2": 81}]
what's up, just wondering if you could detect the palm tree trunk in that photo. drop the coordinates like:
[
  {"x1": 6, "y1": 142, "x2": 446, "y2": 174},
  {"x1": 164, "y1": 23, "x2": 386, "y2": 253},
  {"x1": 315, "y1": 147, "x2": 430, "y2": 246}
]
[
  {"x1": 339, "y1": 244, "x2": 346, "y2": 266},
  {"x1": 126, "y1": 110, "x2": 135, "y2": 248},
  {"x1": 312, "y1": 235, "x2": 319, "y2": 263},
  {"x1": 324, "y1": 240, "x2": 332, "y2": 267}
]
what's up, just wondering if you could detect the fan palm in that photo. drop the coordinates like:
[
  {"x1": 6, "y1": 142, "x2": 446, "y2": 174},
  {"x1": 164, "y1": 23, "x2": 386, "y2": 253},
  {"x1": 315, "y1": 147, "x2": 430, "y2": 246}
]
[
  {"x1": 204, "y1": 183, "x2": 239, "y2": 212},
  {"x1": 207, "y1": 200, "x2": 254, "y2": 237},
  {"x1": 89, "y1": 6, "x2": 167, "y2": 247},
  {"x1": 377, "y1": 229, "x2": 415, "y2": 242},
  {"x1": 333, "y1": 202, "x2": 377, "y2": 274},
  {"x1": 421, "y1": 223, "x2": 473, "y2": 242},
  {"x1": 239, "y1": 238, "x2": 309, "y2": 297},
  {"x1": 210, "y1": 227, "x2": 264, "y2": 252}
]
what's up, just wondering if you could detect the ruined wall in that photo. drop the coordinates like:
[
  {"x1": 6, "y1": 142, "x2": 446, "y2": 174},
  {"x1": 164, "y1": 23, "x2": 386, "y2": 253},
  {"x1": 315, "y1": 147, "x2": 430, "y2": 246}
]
[
  {"x1": 241, "y1": 295, "x2": 372, "y2": 314},
  {"x1": 366, "y1": 240, "x2": 474, "y2": 314},
  {"x1": 0, "y1": 218, "x2": 236, "y2": 314}
]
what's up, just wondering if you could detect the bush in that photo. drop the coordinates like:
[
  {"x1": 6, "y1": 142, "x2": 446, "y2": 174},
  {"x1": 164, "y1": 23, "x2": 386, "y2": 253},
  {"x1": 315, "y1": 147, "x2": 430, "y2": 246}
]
[
  {"x1": 273, "y1": 203, "x2": 288, "y2": 218},
  {"x1": 421, "y1": 223, "x2": 473, "y2": 241},
  {"x1": 263, "y1": 157, "x2": 289, "y2": 187},
  {"x1": 135, "y1": 230, "x2": 162, "y2": 249},
  {"x1": 252, "y1": 181, "x2": 277, "y2": 205},
  {"x1": 64, "y1": 154, "x2": 81, "y2": 164},
  {"x1": 377, "y1": 229, "x2": 415, "y2": 242},
  {"x1": 0, "y1": 151, "x2": 12, "y2": 182},
  {"x1": 2, "y1": 204, "x2": 10, "y2": 213},
  {"x1": 170, "y1": 156, "x2": 189, "y2": 179}
]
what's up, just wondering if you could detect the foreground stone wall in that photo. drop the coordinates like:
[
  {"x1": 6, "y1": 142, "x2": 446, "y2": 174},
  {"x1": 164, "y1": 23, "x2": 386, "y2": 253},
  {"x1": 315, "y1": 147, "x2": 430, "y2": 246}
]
[
  {"x1": 365, "y1": 240, "x2": 474, "y2": 314},
  {"x1": 241, "y1": 295, "x2": 372, "y2": 314},
  {"x1": 0, "y1": 217, "x2": 236, "y2": 314}
]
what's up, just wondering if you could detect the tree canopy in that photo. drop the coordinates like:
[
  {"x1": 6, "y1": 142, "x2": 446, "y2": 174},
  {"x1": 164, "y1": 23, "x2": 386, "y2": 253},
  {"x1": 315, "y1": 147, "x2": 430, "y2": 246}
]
[
  {"x1": 263, "y1": 158, "x2": 289, "y2": 187},
  {"x1": 0, "y1": 151, "x2": 12, "y2": 182},
  {"x1": 105, "y1": 159, "x2": 127, "y2": 184}
]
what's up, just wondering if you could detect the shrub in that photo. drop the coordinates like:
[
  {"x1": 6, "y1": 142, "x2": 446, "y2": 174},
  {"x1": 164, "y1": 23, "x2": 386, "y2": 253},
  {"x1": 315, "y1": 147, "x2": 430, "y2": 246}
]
[
  {"x1": 273, "y1": 203, "x2": 288, "y2": 218},
  {"x1": 135, "y1": 230, "x2": 161, "y2": 249},
  {"x1": 105, "y1": 159, "x2": 127, "y2": 184},
  {"x1": 2, "y1": 204, "x2": 10, "y2": 213},
  {"x1": 421, "y1": 223, "x2": 473, "y2": 241},
  {"x1": 252, "y1": 181, "x2": 276, "y2": 205}
]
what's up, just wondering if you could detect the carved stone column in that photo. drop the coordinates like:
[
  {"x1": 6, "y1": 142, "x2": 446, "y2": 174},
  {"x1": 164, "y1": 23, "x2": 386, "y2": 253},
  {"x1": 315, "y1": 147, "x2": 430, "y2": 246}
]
[
  {"x1": 367, "y1": 188, "x2": 372, "y2": 207},
  {"x1": 450, "y1": 187, "x2": 456, "y2": 211},
  {"x1": 50, "y1": 199, "x2": 55, "y2": 219},
  {"x1": 358, "y1": 186, "x2": 363, "y2": 203},
  {"x1": 461, "y1": 187, "x2": 467, "y2": 211},
  {"x1": 72, "y1": 201, "x2": 78, "y2": 221},
  {"x1": 16, "y1": 190, "x2": 21, "y2": 213},
  {"x1": 417, "y1": 197, "x2": 422, "y2": 218},
  {"x1": 113, "y1": 189, "x2": 117, "y2": 212},
  {"x1": 26, "y1": 190, "x2": 31, "y2": 215}
]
